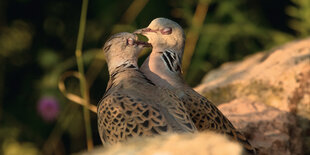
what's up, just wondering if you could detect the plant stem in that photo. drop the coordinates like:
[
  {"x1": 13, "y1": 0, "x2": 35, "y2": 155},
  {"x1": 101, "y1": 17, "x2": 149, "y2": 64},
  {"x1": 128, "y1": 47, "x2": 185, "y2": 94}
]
[
  {"x1": 0, "y1": 58, "x2": 4, "y2": 120},
  {"x1": 182, "y1": 0, "x2": 210, "y2": 76},
  {"x1": 120, "y1": 0, "x2": 149, "y2": 24},
  {"x1": 75, "y1": 0, "x2": 93, "y2": 150}
]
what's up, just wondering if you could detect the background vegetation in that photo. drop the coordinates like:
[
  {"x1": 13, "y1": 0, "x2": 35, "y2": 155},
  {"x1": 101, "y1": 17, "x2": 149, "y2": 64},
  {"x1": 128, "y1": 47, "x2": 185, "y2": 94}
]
[{"x1": 0, "y1": 0, "x2": 309, "y2": 154}]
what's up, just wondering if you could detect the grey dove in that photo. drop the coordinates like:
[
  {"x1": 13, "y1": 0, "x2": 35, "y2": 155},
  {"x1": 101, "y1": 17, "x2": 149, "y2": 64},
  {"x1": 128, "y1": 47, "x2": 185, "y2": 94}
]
[
  {"x1": 97, "y1": 32, "x2": 197, "y2": 145},
  {"x1": 135, "y1": 18, "x2": 256, "y2": 154}
]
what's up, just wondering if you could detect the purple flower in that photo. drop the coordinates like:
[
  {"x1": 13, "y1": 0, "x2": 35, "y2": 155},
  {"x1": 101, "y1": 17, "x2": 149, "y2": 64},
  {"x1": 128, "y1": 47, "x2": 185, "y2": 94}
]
[{"x1": 37, "y1": 96, "x2": 60, "y2": 122}]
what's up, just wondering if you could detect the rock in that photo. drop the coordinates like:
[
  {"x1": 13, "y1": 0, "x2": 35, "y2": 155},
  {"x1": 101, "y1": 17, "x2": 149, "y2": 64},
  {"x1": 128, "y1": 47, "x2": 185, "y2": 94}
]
[
  {"x1": 218, "y1": 99, "x2": 302, "y2": 155},
  {"x1": 77, "y1": 132, "x2": 243, "y2": 155},
  {"x1": 195, "y1": 38, "x2": 310, "y2": 154}
]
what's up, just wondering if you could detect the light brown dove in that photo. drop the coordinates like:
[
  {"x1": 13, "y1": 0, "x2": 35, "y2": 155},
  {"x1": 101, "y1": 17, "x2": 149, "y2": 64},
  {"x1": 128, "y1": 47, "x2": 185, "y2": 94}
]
[
  {"x1": 97, "y1": 32, "x2": 197, "y2": 145},
  {"x1": 135, "y1": 18, "x2": 256, "y2": 154}
]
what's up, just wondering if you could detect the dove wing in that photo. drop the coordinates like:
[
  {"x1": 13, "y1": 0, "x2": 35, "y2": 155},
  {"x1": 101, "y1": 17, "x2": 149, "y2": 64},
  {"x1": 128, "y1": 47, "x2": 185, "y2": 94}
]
[
  {"x1": 152, "y1": 88, "x2": 197, "y2": 133},
  {"x1": 98, "y1": 90, "x2": 170, "y2": 144},
  {"x1": 97, "y1": 85, "x2": 196, "y2": 145},
  {"x1": 182, "y1": 89, "x2": 256, "y2": 153}
]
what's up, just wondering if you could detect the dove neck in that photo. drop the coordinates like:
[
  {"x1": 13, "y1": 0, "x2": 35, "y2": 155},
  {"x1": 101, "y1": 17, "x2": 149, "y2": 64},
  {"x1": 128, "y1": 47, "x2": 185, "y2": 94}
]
[
  {"x1": 110, "y1": 62, "x2": 155, "y2": 86},
  {"x1": 141, "y1": 49, "x2": 185, "y2": 90},
  {"x1": 108, "y1": 60, "x2": 138, "y2": 74}
]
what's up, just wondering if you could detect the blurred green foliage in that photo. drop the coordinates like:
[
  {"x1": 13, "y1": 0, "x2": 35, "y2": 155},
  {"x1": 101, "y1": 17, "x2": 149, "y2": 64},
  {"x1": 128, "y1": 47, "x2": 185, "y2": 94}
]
[
  {"x1": 287, "y1": 0, "x2": 310, "y2": 37},
  {"x1": 0, "y1": 0, "x2": 309, "y2": 154}
]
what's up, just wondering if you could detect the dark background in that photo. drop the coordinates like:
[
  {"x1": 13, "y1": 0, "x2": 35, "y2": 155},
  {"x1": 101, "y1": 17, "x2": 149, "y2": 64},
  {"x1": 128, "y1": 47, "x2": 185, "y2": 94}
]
[{"x1": 0, "y1": 0, "x2": 309, "y2": 154}]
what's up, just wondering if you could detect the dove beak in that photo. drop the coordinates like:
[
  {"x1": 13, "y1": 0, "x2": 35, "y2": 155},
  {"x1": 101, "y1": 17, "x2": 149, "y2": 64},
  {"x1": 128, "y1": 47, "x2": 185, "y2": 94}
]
[
  {"x1": 134, "y1": 28, "x2": 144, "y2": 34},
  {"x1": 136, "y1": 41, "x2": 152, "y2": 48},
  {"x1": 134, "y1": 27, "x2": 156, "y2": 35},
  {"x1": 134, "y1": 32, "x2": 151, "y2": 48}
]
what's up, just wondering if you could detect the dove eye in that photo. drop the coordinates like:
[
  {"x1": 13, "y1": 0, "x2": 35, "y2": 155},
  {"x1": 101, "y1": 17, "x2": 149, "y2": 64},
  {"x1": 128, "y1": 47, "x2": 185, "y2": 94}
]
[
  {"x1": 127, "y1": 38, "x2": 135, "y2": 45},
  {"x1": 161, "y1": 27, "x2": 172, "y2": 35},
  {"x1": 103, "y1": 44, "x2": 111, "y2": 53}
]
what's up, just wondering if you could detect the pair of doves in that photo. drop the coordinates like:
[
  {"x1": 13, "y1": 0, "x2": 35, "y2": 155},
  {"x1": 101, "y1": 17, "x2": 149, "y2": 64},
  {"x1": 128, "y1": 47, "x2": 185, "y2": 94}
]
[{"x1": 97, "y1": 18, "x2": 256, "y2": 154}]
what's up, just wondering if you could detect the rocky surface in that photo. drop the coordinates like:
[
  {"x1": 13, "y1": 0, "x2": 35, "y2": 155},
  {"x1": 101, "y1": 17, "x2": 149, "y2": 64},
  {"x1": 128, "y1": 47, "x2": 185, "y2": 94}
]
[
  {"x1": 195, "y1": 38, "x2": 310, "y2": 154},
  {"x1": 78, "y1": 132, "x2": 243, "y2": 155},
  {"x1": 219, "y1": 99, "x2": 302, "y2": 155}
]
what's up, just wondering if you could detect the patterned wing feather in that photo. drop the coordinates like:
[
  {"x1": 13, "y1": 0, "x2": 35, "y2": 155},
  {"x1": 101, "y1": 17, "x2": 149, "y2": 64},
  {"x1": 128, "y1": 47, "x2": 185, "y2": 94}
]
[
  {"x1": 182, "y1": 89, "x2": 256, "y2": 154},
  {"x1": 98, "y1": 91, "x2": 173, "y2": 145},
  {"x1": 157, "y1": 89, "x2": 197, "y2": 133}
]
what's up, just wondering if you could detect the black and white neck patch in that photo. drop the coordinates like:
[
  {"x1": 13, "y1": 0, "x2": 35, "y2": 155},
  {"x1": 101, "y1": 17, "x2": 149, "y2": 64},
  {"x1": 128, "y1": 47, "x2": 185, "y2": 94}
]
[{"x1": 161, "y1": 49, "x2": 182, "y2": 73}]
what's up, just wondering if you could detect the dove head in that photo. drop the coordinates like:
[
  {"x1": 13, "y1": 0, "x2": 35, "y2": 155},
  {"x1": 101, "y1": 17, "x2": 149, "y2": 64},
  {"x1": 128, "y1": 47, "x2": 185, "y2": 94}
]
[
  {"x1": 103, "y1": 32, "x2": 151, "y2": 73},
  {"x1": 135, "y1": 18, "x2": 185, "y2": 56}
]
